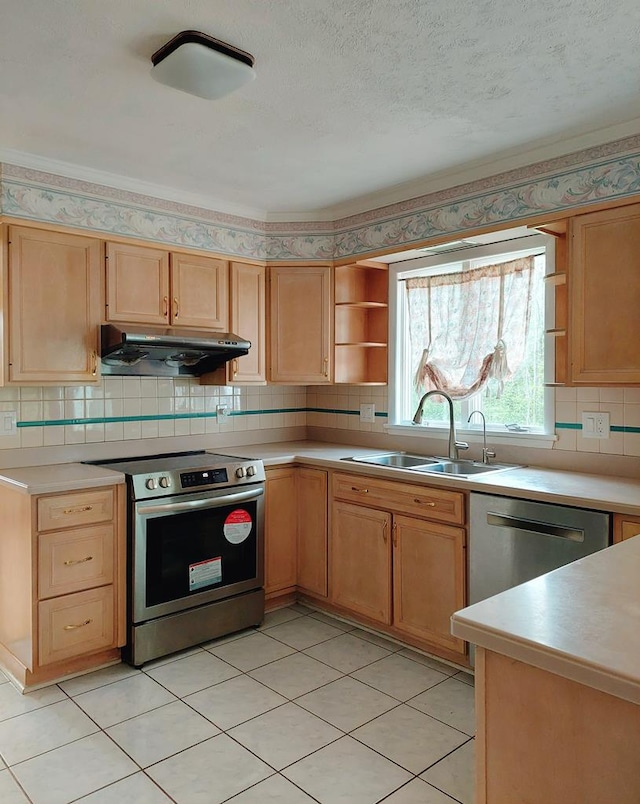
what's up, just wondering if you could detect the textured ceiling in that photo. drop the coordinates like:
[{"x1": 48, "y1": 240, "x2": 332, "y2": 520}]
[{"x1": 1, "y1": 0, "x2": 640, "y2": 217}]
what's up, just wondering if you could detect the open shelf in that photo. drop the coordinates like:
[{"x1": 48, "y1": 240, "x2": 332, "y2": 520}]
[
  {"x1": 335, "y1": 344, "x2": 388, "y2": 385},
  {"x1": 543, "y1": 272, "x2": 567, "y2": 286},
  {"x1": 334, "y1": 262, "x2": 389, "y2": 384},
  {"x1": 336, "y1": 301, "x2": 388, "y2": 308}
]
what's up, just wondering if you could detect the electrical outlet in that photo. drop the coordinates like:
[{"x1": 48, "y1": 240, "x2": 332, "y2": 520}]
[
  {"x1": 216, "y1": 404, "x2": 230, "y2": 422},
  {"x1": 360, "y1": 403, "x2": 375, "y2": 423},
  {"x1": 581, "y1": 411, "x2": 610, "y2": 439},
  {"x1": 0, "y1": 410, "x2": 17, "y2": 437}
]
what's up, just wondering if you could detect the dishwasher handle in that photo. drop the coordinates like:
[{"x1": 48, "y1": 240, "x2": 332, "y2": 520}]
[{"x1": 486, "y1": 512, "x2": 584, "y2": 543}]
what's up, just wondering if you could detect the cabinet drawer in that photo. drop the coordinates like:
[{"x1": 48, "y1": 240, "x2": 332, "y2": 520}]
[
  {"x1": 332, "y1": 472, "x2": 465, "y2": 525},
  {"x1": 38, "y1": 489, "x2": 114, "y2": 532},
  {"x1": 38, "y1": 525, "x2": 114, "y2": 599},
  {"x1": 38, "y1": 586, "x2": 115, "y2": 666}
]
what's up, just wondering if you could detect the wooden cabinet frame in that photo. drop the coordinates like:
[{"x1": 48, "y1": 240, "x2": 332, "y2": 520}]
[
  {"x1": 0, "y1": 483, "x2": 126, "y2": 690},
  {"x1": 328, "y1": 471, "x2": 467, "y2": 660}
]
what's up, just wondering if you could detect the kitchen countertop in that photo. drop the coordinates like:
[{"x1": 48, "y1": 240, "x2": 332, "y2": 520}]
[
  {"x1": 2, "y1": 440, "x2": 637, "y2": 702},
  {"x1": 451, "y1": 536, "x2": 640, "y2": 704},
  {"x1": 0, "y1": 463, "x2": 125, "y2": 495},
  {"x1": 227, "y1": 440, "x2": 640, "y2": 515},
  {"x1": 1, "y1": 439, "x2": 639, "y2": 511}
]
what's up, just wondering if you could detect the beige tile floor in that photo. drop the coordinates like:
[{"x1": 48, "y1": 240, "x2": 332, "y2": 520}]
[{"x1": 0, "y1": 605, "x2": 475, "y2": 804}]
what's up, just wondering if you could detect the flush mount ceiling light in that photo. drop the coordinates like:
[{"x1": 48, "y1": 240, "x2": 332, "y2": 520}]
[{"x1": 151, "y1": 30, "x2": 255, "y2": 100}]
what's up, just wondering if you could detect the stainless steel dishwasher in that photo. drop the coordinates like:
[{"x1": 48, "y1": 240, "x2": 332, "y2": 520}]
[{"x1": 468, "y1": 493, "x2": 610, "y2": 638}]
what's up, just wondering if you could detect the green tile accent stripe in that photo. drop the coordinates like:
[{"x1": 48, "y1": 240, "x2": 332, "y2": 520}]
[
  {"x1": 13, "y1": 412, "x2": 635, "y2": 432},
  {"x1": 306, "y1": 407, "x2": 388, "y2": 418},
  {"x1": 555, "y1": 422, "x2": 638, "y2": 433},
  {"x1": 16, "y1": 407, "x2": 390, "y2": 428}
]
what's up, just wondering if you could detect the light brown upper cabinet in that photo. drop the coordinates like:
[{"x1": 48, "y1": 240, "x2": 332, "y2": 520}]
[
  {"x1": 202, "y1": 261, "x2": 266, "y2": 386},
  {"x1": 229, "y1": 262, "x2": 266, "y2": 383},
  {"x1": 269, "y1": 265, "x2": 333, "y2": 384},
  {"x1": 569, "y1": 203, "x2": 640, "y2": 384},
  {"x1": 106, "y1": 242, "x2": 229, "y2": 331},
  {"x1": 5, "y1": 226, "x2": 102, "y2": 384}
]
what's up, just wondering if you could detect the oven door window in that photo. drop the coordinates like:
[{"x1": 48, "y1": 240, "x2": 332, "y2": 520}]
[{"x1": 145, "y1": 501, "x2": 258, "y2": 607}]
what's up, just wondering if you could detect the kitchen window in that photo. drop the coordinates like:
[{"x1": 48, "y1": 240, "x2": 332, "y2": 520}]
[{"x1": 388, "y1": 232, "x2": 555, "y2": 442}]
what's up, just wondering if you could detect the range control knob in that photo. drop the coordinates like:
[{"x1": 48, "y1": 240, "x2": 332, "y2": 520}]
[
  {"x1": 159, "y1": 476, "x2": 171, "y2": 488},
  {"x1": 235, "y1": 467, "x2": 247, "y2": 479},
  {"x1": 145, "y1": 478, "x2": 158, "y2": 490},
  {"x1": 246, "y1": 465, "x2": 256, "y2": 477}
]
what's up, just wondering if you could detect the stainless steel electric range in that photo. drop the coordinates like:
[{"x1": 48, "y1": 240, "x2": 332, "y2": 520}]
[{"x1": 90, "y1": 451, "x2": 266, "y2": 666}]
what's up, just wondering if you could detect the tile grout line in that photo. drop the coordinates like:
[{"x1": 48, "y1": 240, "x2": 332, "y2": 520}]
[{"x1": 1, "y1": 606, "x2": 475, "y2": 803}]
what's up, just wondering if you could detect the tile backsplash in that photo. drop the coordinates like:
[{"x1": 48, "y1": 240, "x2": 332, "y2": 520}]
[
  {"x1": 0, "y1": 379, "x2": 307, "y2": 450},
  {"x1": 309, "y1": 385, "x2": 640, "y2": 458},
  {"x1": 2, "y1": 379, "x2": 639, "y2": 463},
  {"x1": 554, "y1": 386, "x2": 640, "y2": 457}
]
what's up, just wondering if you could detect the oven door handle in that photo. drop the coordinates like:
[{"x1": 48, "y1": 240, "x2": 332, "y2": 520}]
[{"x1": 138, "y1": 487, "x2": 264, "y2": 516}]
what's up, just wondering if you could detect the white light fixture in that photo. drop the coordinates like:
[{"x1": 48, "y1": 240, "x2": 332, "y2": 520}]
[{"x1": 151, "y1": 30, "x2": 255, "y2": 100}]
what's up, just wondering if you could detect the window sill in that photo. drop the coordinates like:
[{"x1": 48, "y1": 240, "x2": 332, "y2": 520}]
[{"x1": 384, "y1": 423, "x2": 557, "y2": 450}]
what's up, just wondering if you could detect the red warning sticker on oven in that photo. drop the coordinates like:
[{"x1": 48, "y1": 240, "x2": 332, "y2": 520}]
[
  {"x1": 189, "y1": 557, "x2": 222, "y2": 591},
  {"x1": 224, "y1": 509, "x2": 252, "y2": 544}
]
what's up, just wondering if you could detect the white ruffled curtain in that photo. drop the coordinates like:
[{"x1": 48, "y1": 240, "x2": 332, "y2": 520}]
[{"x1": 407, "y1": 257, "x2": 536, "y2": 401}]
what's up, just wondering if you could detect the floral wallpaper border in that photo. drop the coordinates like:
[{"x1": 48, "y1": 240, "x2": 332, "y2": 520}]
[{"x1": 2, "y1": 134, "x2": 640, "y2": 261}]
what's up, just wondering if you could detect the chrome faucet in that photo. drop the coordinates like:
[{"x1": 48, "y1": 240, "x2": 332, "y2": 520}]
[
  {"x1": 412, "y1": 390, "x2": 469, "y2": 461},
  {"x1": 467, "y1": 409, "x2": 496, "y2": 464}
]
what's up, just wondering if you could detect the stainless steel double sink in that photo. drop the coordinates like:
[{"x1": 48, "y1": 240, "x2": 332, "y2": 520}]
[{"x1": 344, "y1": 452, "x2": 522, "y2": 477}]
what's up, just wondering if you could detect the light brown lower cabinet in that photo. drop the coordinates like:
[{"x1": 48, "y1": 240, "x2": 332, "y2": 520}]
[
  {"x1": 0, "y1": 484, "x2": 126, "y2": 689},
  {"x1": 475, "y1": 648, "x2": 640, "y2": 804},
  {"x1": 330, "y1": 472, "x2": 467, "y2": 658},
  {"x1": 264, "y1": 467, "x2": 298, "y2": 596},
  {"x1": 297, "y1": 467, "x2": 328, "y2": 597},
  {"x1": 393, "y1": 515, "x2": 466, "y2": 654},
  {"x1": 613, "y1": 513, "x2": 640, "y2": 542},
  {"x1": 331, "y1": 501, "x2": 392, "y2": 624},
  {"x1": 264, "y1": 466, "x2": 329, "y2": 599}
]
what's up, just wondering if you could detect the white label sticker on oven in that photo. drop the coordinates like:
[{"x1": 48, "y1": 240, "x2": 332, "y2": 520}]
[
  {"x1": 223, "y1": 509, "x2": 253, "y2": 544},
  {"x1": 189, "y1": 557, "x2": 222, "y2": 591}
]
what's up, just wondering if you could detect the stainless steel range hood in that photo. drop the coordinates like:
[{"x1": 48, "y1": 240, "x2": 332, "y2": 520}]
[{"x1": 100, "y1": 325, "x2": 250, "y2": 377}]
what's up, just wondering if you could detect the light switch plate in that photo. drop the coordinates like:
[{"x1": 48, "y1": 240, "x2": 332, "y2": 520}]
[
  {"x1": 360, "y1": 403, "x2": 375, "y2": 423},
  {"x1": 581, "y1": 411, "x2": 610, "y2": 439},
  {"x1": 216, "y1": 404, "x2": 230, "y2": 422},
  {"x1": 0, "y1": 410, "x2": 17, "y2": 437}
]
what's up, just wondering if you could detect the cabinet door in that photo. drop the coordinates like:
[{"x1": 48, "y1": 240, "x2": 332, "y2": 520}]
[
  {"x1": 105, "y1": 242, "x2": 170, "y2": 324},
  {"x1": 171, "y1": 253, "x2": 229, "y2": 330},
  {"x1": 330, "y1": 501, "x2": 391, "y2": 624},
  {"x1": 613, "y1": 514, "x2": 640, "y2": 543},
  {"x1": 264, "y1": 467, "x2": 297, "y2": 595},
  {"x1": 229, "y1": 261, "x2": 266, "y2": 383},
  {"x1": 297, "y1": 468, "x2": 328, "y2": 597},
  {"x1": 393, "y1": 514, "x2": 466, "y2": 654},
  {"x1": 8, "y1": 226, "x2": 102, "y2": 383},
  {"x1": 570, "y1": 204, "x2": 640, "y2": 384},
  {"x1": 269, "y1": 265, "x2": 332, "y2": 383}
]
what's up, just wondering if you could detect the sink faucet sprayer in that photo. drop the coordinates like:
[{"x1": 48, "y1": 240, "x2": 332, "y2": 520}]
[
  {"x1": 467, "y1": 410, "x2": 496, "y2": 465},
  {"x1": 412, "y1": 390, "x2": 469, "y2": 461}
]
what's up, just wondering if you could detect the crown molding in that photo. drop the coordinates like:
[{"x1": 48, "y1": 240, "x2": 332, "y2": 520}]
[
  {"x1": 0, "y1": 148, "x2": 268, "y2": 222},
  {"x1": 4, "y1": 115, "x2": 640, "y2": 227},
  {"x1": 306, "y1": 117, "x2": 640, "y2": 221}
]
